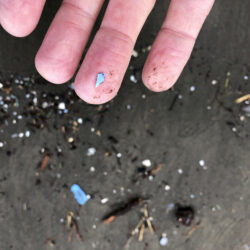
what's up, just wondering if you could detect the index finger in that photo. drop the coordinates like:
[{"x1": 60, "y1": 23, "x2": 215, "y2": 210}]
[
  {"x1": 142, "y1": 0, "x2": 215, "y2": 92},
  {"x1": 0, "y1": 0, "x2": 45, "y2": 37}
]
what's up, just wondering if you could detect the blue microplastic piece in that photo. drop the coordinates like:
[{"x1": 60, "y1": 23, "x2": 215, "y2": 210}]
[
  {"x1": 70, "y1": 184, "x2": 89, "y2": 205},
  {"x1": 96, "y1": 73, "x2": 105, "y2": 87}
]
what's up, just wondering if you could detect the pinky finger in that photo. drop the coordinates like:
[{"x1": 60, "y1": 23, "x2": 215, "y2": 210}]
[{"x1": 142, "y1": 0, "x2": 214, "y2": 92}]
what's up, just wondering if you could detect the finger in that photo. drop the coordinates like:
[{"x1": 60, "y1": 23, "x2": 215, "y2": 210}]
[
  {"x1": 142, "y1": 0, "x2": 215, "y2": 92},
  {"x1": 0, "y1": 0, "x2": 45, "y2": 37},
  {"x1": 74, "y1": 0, "x2": 156, "y2": 105},
  {"x1": 35, "y1": 0, "x2": 104, "y2": 84}
]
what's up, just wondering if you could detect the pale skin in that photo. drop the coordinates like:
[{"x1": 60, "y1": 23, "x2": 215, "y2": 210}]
[{"x1": 0, "y1": 0, "x2": 215, "y2": 104}]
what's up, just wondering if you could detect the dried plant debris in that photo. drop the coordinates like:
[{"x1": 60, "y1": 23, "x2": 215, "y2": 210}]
[
  {"x1": 174, "y1": 204, "x2": 195, "y2": 227},
  {"x1": 67, "y1": 212, "x2": 83, "y2": 242},
  {"x1": 134, "y1": 163, "x2": 163, "y2": 183},
  {"x1": 103, "y1": 197, "x2": 144, "y2": 224},
  {"x1": 125, "y1": 204, "x2": 155, "y2": 246}
]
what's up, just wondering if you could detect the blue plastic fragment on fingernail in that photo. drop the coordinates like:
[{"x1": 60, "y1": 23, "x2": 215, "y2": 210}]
[
  {"x1": 96, "y1": 73, "x2": 105, "y2": 87},
  {"x1": 70, "y1": 184, "x2": 89, "y2": 205}
]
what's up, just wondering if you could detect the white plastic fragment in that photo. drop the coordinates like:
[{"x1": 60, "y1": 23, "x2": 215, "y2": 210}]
[
  {"x1": 130, "y1": 75, "x2": 137, "y2": 83},
  {"x1": 132, "y1": 50, "x2": 138, "y2": 57},
  {"x1": 190, "y1": 86, "x2": 196, "y2": 92},
  {"x1": 142, "y1": 159, "x2": 151, "y2": 167},
  {"x1": 58, "y1": 102, "x2": 66, "y2": 110},
  {"x1": 178, "y1": 169, "x2": 183, "y2": 174},
  {"x1": 101, "y1": 198, "x2": 109, "y2": 204},
  {"x1": 199, "y1": 160, "x2": 205, "y2": 167},
  {"x1": 160, "y1": 234, "x2": 168, "y2": 246},
  {"x1": 87, "y1": 147, "x2": 96, "y2": 156}
]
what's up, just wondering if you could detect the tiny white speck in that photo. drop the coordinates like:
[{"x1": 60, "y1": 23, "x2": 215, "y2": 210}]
[
  {"x1": 190, "y1": 194, "x2": 195, "y2": 199},
  {"x1": 244, "y1": 244, "x2": 250, "y2": 250},
  {"x1": 90, "y1": 166, "x2": 95, "y2": 172},
  {"x1": 77, "y1": 118, "x2": 83, "y2": 124},
  {"x1": 17, "y1": 115, "x2": 22, "y2": 120},
  {"x1": 211, "y1": 80, "x2": 218, "y2": 85},
  {"x1": 148, "y1": 175, "x2": 154, "y2": 181},
  {"x1": 91, "y1": 127, "x2": 95, "y2": 132},
  {"x1": 127, "y1": 104, "x2": 132, "y2": 110},
  {"x1": 87, "y1": 147, "x2": 96, "y2": 156},
  {"x1": 132, "y1": 50, "x2": 138, "y2": 57},
  {"x1": 25, "y1": 131, "x2": 30, "y2": 137},
  {"x1": 178, "y1": 169, "x2": 183, "y2": 174},
  {"x1": 92, "y1": 224, "x2": 97, "y2": 229},
  {"x1": 113, "y1": 189, "x2": 117, "y2": 194},
  {"x1": 244, "y1": 75, "x2": 249, "y2": 80},
  {"x1": 101, "y1": 198, "x2": 109, "y2": 204},
  {"x1": 160, "y1": 234, "x2": 168, "y2": 246},
  {"x1": 142, "y1": 94, "x2": 146, "y2": 99},
  {"x1": 116, "y1": 153, "x2": 122, "y2": 158},
  {"x1": 56, "y1": 173, "x2": 62, "y2": 179},
  {"x1": 207, "y1": 106, "x2": 212, "y2": 110},
  {"x1": 232, "y1": 127, "x2": 237, "y2": 132},
  {"x1": 60, "y1": 218, "x2": 64, "y2": 223},
  {"x1": 58, "y1": 102, "x2": 66, "y2": 110},
  {"x1": 0, "y1": 83, "x2": 3, "y2": 88},
  {"x1": 130, "y1": 75, "x2": 137, "y2": 83},
  {"x1": 142, "y1": 159, "x2": 151, "y2": 167},
  {"x1": 19, "y1": 132, "x2": 24, "y2": 138},
  {"x1": 190, "y1": 86, "x2": 196, "y2": 92},
  {"x1": 178, "y1": 94, "x2": 183, "y2": 99},
  {"x1": 199, "y1": 160, "x2": 205, "y2": 167},
  {"x1": 165, "y1": 185, "x2": 171, "y2": 191},
  {"x1": 0, "y1": 142, "x2": 4, "y2": 147}
]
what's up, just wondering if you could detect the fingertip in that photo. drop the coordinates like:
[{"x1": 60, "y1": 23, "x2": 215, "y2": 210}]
[
  {"x1": 35, "y1": 53, "x2": 75, "y2": 84},
  {"x1": 142, "y1": 64, "x2": 177, "y2": 92},
  {"x1": 1, "y1": 21, "x2": 35, "y2": 37},
  {"x1": 0, "y1": 0, "x2": 45, "y2": 37}
]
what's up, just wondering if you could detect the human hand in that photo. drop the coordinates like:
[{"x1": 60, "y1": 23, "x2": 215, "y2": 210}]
[{"x1": 0, "y1": 0, "x2": 214, "y2": 104}]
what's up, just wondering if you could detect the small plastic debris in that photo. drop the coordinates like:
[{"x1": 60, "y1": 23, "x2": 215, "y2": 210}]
[
  {"x1": 132, "y1": 50, "x2": 138, "y2": 57},
  {"x1": 190, "y1": 86, "x2": 196, "y2": 92},
  {"x1": 90, "y1": 166, "x2": 95, "y2": 172},
  {"x1": 58, "y1": 102, "x2": 66, "y2": 110},
  {"x1": 167, "y1": 203, "x2": 175, "y2": 213},
  {"x1": 190, "y1": 194, "x2": 195, "y2": 199},
  {"x1": 87, "y1": 147, "x2": 96, "y2": 156},
  {"x1": 70, "y1": 184, "x2": 89, "y2": 205},
  {"x1": 0, "y1": 142, "x2": 4, "y2": 148},
  {"x1": 178, "y1": 169, "x2": 183, "y2": 174},
  {"x1": 101, "y1": 198, "x2": 109, "y2": 204},
  {"x1": 130, "y1": 75, "x2": 137, "y2": 83},
  {"x1": 159, "y1": 234, "x2": 168, "y2": 246},
  {"x1": 77, "y1": 118, "x2": 83, "y2": 124},
  {"x1": 142, "y1": 159, "x2": 151, "y2": 167},
  {"x1": 165, "y1": 185, "x2": 171, "y2": 191},
  {"x1": 244, "y1": 244, "x2": 250, "y2": 250},
  {"x1": 116, "y1": 153, "x2": 122, "y2": 158},
  {"x1": 199, "y1": 160, "x2": 205, "y2": 167},
  {"x1": 96, "y1": 73, "x2": 105, "y2": 87}
]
